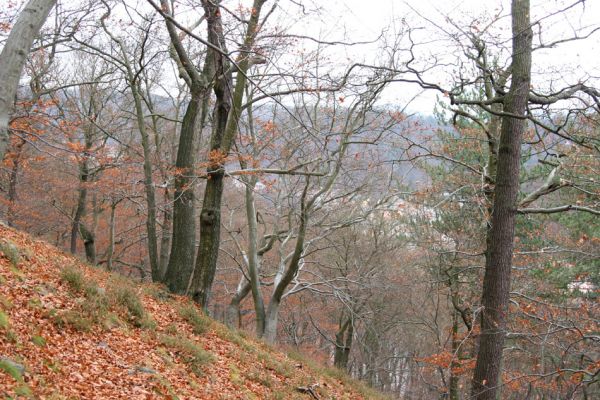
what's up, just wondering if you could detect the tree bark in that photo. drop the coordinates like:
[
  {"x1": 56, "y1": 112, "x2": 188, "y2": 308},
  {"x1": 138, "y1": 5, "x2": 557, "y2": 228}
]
[
  {"x1": 106, "y1": 200, "x2": 117, "y2": 271},
  {"x1": 131, "y1": 81, "x2": 160, "y2": 281},
  {"x1": 79, "y1": 223, "x2": 96, "y2": 264},
  {"x1": 158, "y1": 186, "x2": 172, "y2": 281},
  {"x1": 6, "y1": 138, "x2": 26, "y2": 226},
  {"x1": 70, "y1": 154, "x2": 90, "y2": 254},
  {"x1": 0, "y1": 0, "x2": 56, "y2": 162},
  {"x1": 264, "y1": 299, "x2": 281, "y2": 344},
  {"x1": 191, "y1": 0, "x2": 267, "y2": 309},
  {"x1": 226, "y1": 278, "x2": 251, "y2": 329},
  {"x1": 159, "y1": 0, "x2": 213, "y2": 293},
  {"x1": 334, "y1": 314, "x2": 354, "y2": 370},
  {"x1": 162, "y1": 86, "x2": 203, "y2": 293},
  {"x1": 244, "y1": 179, "x2": 266, "y2": 335},
  {"x1": 471, "y1": 1, "x2": 532, "y2": 398}
]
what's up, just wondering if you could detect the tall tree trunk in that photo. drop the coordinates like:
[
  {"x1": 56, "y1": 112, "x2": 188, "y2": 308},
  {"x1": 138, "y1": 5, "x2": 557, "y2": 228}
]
[
  {"x1": 131, "y1": 82, "x2": 160, "y2": 280},
  {"x1": 0, "y1": 0, "x2": 56, "y2": 162},
  {"x1": 244, "y1": 179, "x2": 266, "y2": 335},
  {"x1": 471, "y1": 1, "x2": 532, "y2": 399},
  {"x1": 158, "y1": 0, "x2": 215, "y2": 293},
  {"x1": 449, "y1": 310, "x2": 460, "y2": 400},
  {"x1": 191, "y1": 0, "x2": 267, "y2": 309},
  {"x1": 106, "y1": 200, "x2": 117, "y2": 271},
  {"x1": 163, "y1": 87, "x2": 203, "y2": 293},
  {"x1": 70, "y1": 157, "x2": 90, "y2": 254}
]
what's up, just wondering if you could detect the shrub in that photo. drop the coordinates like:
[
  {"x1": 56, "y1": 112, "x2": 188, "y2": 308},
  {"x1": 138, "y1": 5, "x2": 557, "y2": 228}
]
[
  {"x1": 31, "y1": 335, "x2": 46, "y2": 347},
  {"x1": 158, "y1": 334, "x2": 214, "y2": 376},
  {"x1": 0, "y1": 310, "x2": 9, "y2": 329},
  {"x1": 178, "y1": 305, "x2": 211, "y2": 335},
  {"x1": 60, "y1": 267, "x2": 85, "y2": 293},
  {"x1": 0, "y1": 240, "x2": 20, "y2": 267},
  {"x1": 108, "y1": 284, "x2": 153, "y2": 328}
]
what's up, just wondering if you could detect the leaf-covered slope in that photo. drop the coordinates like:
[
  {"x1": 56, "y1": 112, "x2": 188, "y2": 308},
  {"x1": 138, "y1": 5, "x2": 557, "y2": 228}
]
[{"x1": 0, "y1": 225, "x2": 385, "y2": 399}]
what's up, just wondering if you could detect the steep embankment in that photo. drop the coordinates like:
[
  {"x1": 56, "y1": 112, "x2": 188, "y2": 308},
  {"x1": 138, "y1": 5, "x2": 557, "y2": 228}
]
[{"x1": 0, "y1": 225, "x2": 384, "y2": 399}]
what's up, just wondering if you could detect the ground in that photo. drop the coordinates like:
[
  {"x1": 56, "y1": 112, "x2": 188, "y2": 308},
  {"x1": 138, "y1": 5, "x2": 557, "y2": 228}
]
[{"x1": 0, "y1": 225, "x2": 386, "y2": 399}]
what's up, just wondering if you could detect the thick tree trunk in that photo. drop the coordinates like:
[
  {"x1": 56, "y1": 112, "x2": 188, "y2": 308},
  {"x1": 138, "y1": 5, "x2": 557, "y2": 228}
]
[
  {"x1": 264, "y1": 300, "x2": 281, "y2": 344},
  {"x1": 79, "y1": 224, "x2": 96, "y2": 264},
  {"x1": 163, "y1": 87, "x2": 203, "y2": 293},
  {"x1": 70, "y1": 158, "x2": 89, "y2": 254},
  {"x1": 158, "y1": 0, "x2": 216, "y2": 294},
  {"x1": 471, "y1": 1, "x2": 532, "y2": 399},
  {"x1": 190, "y1": 0, "x2": 233, "y2": 308},
  {"x1": 191, "y1": 0, "x2": 267, "y2": 309},
  {"x1": 0, "y1": 0, "x2": 56, "y2": 162}
]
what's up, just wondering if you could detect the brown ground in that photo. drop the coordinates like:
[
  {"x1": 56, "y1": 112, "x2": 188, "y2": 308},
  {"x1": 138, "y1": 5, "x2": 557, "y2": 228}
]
[{"x1": 0, "y1": 225, "x2": 386, "y2": 399}]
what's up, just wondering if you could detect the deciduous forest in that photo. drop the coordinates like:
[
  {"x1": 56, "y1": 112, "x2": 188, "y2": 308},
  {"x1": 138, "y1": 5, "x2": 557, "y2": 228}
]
[{"x1": 0, "y1": 0, "x2": 598, "y2": 398}]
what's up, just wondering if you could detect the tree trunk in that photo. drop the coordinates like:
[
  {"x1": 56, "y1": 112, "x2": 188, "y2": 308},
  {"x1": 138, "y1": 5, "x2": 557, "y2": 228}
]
[
  {"x1": 264, "y1": 300, "x2": 281, "y2": 344},
  {"x1": 334, "y1": 315, "x2": 354, "y2": 371},
  {"x1": 190, "y1": 0, "x2": 233, "y2": 308},
  {"x1": 79, "y1": 223, "x2": 96, "y2": 264},
  {"x1": 163, "y1": 87, "x2": 203, "y2": 293},
  {"x1": 226, "y1": 278, "x2": 251, "y2": 329},
  {"x1": 130, "y1": 82, "x2": 160, "y2": 281},
  {"x1": 0, "y1": 0, "x2": 56, "y2": 162},
  {"x1": 244, "y1": 179, "x2": 266, "y2": 335},
  {"x1": 158, "y1": 0, "x2": 215, "y2": 294},
  {"x1": 158, "y1": 186, "x2": 172, "y2": 281},
  {"x1": 106, "y1": 200, "x2": 117, "y2": 271},
  {"x1": 449, "y1": 310, "x2": 460, "y2": 400},
  {"x1": 191, "y1": 0, "x2": 267, "y2": 309},
  {"x1": 6, "y1": 138, "x2": 26, "y2": 226},
  {"x1": 471, "y1": 1, "x2": 532, "y2": 398},
  {"x1": 70, "y1": 158, "x2": 89, "y2": 254}
]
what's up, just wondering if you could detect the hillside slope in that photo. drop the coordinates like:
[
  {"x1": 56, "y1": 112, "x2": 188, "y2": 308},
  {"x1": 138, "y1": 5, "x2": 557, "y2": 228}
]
[{"x1": 0, "y1": 225, "x2": 384, "y2": 399}]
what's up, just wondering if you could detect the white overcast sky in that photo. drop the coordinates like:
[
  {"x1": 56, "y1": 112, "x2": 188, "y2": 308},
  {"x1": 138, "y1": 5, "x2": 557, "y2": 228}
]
[
  {"x1": 295, "y1": 0, "x2": 600, "y2": 113},
  {"x1": 4, "y1": 0, "x2": 599, "y2": 114}
]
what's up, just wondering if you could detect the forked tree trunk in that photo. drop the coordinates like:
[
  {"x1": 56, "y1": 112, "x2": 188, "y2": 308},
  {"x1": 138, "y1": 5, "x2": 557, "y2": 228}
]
[
  {"x1": 471, "y1": 1, "x2": 532, "y2": 398},
  {"x1": 0, "y1": 0, "x2": 57, "y2": 162},
  {"x1": 159, "y1": 0, "x2": 214, "y2": 294},
  {"x1": 191, "y1": 0, "x2": 267, "y2": 309},
  {"x1": 226, "y1": 278, "x2": 251, "y2": 329}
]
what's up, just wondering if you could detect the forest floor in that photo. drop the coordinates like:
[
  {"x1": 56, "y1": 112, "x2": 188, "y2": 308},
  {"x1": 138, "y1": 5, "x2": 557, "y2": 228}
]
[{"x1": 0, "y1": 224, "x2": 386, "y2": 399}]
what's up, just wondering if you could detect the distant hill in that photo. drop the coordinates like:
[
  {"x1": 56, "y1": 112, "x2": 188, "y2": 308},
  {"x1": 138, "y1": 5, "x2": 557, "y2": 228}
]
[{"x1": 0, "y1": 225, "x2": 385, "y2": 399}]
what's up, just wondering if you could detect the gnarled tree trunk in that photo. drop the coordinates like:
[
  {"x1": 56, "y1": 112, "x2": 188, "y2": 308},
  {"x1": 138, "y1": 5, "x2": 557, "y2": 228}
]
[{"x1": 191, "y1": 0, "x2": 267, "y2": 309}]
